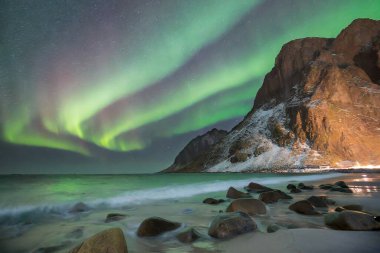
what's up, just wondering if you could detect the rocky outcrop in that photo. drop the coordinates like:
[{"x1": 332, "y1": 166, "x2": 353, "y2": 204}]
[
  {"x1": 164, "y1": 19, "x2": 380, "y2": 172},
  {"x1": 226, "y1": 199, "x2": 267, "y2": 215},
  {"x1": 69, "y1": 228, "x2": 127, "y2": 253},
  {"x1": 208, "y1": 212, "x2": 257, "y2": 239},
  {"x1": 137, "y1": 217, "x2": 181, "y2": 237}
]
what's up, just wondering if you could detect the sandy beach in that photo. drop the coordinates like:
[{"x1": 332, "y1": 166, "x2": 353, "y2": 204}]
[{"x1": 0, "y1": 172, "x2": 379, "y2": 253}]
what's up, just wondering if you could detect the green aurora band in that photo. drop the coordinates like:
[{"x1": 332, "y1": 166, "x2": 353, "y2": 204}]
[{"x1": 1, "y1": 0, "x2": 380, "y2": 156}]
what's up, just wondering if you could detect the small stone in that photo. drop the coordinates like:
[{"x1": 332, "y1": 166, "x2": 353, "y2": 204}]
[
  {"x1": 105, "y1": 213, "x2": 127, "y2": 223},
  {"x1": 176, "y1": 228, "x2": 201, "y2": 243},
  {"x1": 203, "y1": 198, "x2": 224, "y2": 205},
  {"x1": 287, "y1": 184, "x2": 297, "y2": 190}
]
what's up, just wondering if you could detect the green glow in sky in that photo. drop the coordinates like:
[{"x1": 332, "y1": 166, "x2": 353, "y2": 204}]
[{"x1": 1, "y1": 0, "x2": 380, "y2": 157}]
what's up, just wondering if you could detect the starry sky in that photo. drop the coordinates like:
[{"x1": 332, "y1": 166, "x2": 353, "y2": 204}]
[{"x1": 1, "y1": 0, "x2": 379, "y2": 173}]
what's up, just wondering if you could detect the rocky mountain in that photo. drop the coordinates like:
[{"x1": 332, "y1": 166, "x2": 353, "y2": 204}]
[
  {"x1": 165, "y1": 19, "x2": 380, "y2": 172},
  {"x1": 163, "y1": 128, "x2": 227, "y2": 172}
]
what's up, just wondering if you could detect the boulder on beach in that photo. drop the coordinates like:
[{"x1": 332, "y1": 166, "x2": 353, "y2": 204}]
[
  {"x1": 226, "y1": 199, "x2": 267, "y2": 215},
  {"x1": 286, "y1": 184, "x2": 297, "y2": 190},
  {"x1": 325, "y1": 210, "x2": 380, "y2": 231},
  {"x1": 289, "y1": 200, "x2": 320, "y2": 215},
  {"x1": 137, "y1": 217, "x2": 181, "y2": 237},
  {"x1": 176, "y1": 227, "x2": 201, "y2": 243},
  {"x1": 327, "y1": 181, "x2": 353, "y2": 193},
  {"x1": 330, "y1": 186, "x2": 353, "y2": 193},
  {"x1": 259, "y1": 190, "x2": 292, "y2": 204},
  {"x1": 203, "y1": 198, "x2": 225, "y2": 205},
  {"x1": 335, "y1": 204, "x2": 363, "y2": 212},
  {"x1": 307, "y1": 196, "x2": 334, "y2": 208},
  {"x1": 208, "y1": 212, "x2": 257, "y2": 239},
  {"x1": 105, "y1": 213, "x2": 127, "y2": 223},
  {"x1": 319, "y1": 184, "x2": 334, "y2": 190},
  {"x1": 334, "y1": 181, "x2": 349, "y2": 188},
  {"x1": 69, "y1": 202, "x2": 90, "y2": 213},
  {"x1": 245, "y1": 182, "x2": 273, "y2": 193},
  {"x1": 226, "y1": 187, "x2": 251, "y2": 199},
  {"x1": 298, "y1": 183, "x2": 314, "y2": 190},
  {"x1": 69, "y1": 227, "x2": 127, "y2": 253}
]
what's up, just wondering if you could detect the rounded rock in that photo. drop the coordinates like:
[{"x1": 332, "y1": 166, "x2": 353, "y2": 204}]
[
  {"x1": 137, "y1": 217, "x2": 181, "y2": 237},
  {"x1": 226, "y1": 199, "x2": 267, "y2": 215},
  {"x1": 208, "y1": 212, "x2": 257, "y2": 239}
]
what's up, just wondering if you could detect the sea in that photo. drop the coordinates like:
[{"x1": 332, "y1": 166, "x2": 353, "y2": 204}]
[{"x1": 0, "y1": 172, "x2": 378, "y2": 253}]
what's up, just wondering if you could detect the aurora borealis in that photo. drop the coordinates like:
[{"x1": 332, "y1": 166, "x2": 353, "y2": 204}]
[{"x1": 1, "y1": 0, "x2": 380, "y2": 173}]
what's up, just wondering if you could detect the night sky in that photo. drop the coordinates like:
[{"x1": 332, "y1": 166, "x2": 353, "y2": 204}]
[{"x1": 1, "y1": 0, "x2": 379, "y2": 173}]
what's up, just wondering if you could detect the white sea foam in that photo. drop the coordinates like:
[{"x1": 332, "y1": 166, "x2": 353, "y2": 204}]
[
  {"x1": 0, "y1": 173, "x2": 340, "y2": 220},
  {"x1": 90, "y1": 173, "x2": 340, "y2": 207}
]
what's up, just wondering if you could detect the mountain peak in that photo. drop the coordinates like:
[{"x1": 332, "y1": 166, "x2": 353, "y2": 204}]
[{"x1": 165, "y1": 19, "x2": 380, "y2": 172}]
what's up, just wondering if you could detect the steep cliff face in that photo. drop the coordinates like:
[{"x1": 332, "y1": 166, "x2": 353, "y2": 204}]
[{"x1": 165, "y1": 19, "x2": 380, "y2": 172}]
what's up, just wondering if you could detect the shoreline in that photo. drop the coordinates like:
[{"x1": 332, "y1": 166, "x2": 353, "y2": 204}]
[{"x1": 0, "y1": 172, "x2": 379, "y2": 253}]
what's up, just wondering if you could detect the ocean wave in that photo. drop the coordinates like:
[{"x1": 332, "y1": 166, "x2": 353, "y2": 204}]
[
  {"x1": 0, "y1": 173, "x2": 340, "y2": 223},
  {"x1": 92, "y1": 173, "x2": 340, "y2": 207}
]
